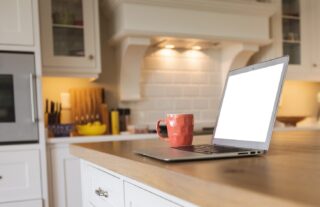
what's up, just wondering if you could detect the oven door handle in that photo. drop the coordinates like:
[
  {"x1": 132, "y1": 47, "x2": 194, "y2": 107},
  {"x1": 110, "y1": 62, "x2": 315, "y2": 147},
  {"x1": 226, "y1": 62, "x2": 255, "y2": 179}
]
[{"x1": 29, "y1": 73, "x2": 36, "y2": 123}]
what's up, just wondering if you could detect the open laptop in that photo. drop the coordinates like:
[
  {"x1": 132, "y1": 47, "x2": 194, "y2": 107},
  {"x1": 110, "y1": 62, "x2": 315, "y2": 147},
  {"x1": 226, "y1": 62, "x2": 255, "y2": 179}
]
[{"x1": 135, "y1": 56, "x2": 289, "y2": 161}]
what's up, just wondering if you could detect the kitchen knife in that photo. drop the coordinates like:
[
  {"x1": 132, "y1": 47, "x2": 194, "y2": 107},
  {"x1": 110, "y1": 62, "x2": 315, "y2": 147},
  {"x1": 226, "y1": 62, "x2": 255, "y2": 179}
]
[{"x1": 45, "y1": 99, "x2": 49, "y2": 127}]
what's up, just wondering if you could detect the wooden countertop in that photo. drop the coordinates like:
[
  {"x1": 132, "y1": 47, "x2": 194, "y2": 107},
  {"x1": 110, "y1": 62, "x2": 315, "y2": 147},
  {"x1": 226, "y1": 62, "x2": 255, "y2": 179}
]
[{"x1": 70, "y1": 131, "x2": 320, "y2": 207}]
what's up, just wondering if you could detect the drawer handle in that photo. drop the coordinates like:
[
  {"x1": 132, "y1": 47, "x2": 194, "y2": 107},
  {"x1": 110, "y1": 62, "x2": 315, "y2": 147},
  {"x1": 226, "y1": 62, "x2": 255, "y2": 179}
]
[
  {"x1": 0, "y1": 176, "x2": 2, "y2": 180},
  {"x1": 95, "y1": 187, "x2": 108, "y2": 198}
]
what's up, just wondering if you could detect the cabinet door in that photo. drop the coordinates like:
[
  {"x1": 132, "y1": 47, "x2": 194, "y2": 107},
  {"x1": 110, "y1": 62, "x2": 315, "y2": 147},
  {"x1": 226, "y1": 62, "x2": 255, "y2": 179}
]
[
  {"x1": 0, "y1": 150, "x2": 41, "y2": 203},
  {"x1": 124, "y1": 182, "x2": 180, "y2": 207},
  {"x1": 50, "y1": 146, "x2": 82, "y2": 207},
  {"x1": 281, "y1": 0, "x2": 317, "y2": 80},
  {"x1": 80, "y1": 161, "x2": 124, "y2": 207},
  {"x1": 87, "y1": 165, "x2": 124, "y2": 207},
  {"x1": 0, "y1": 0, "x2": 34, "y2": 46},
  {"x1": 40, "y1": 0, "x2": 99, "y2": 73}
]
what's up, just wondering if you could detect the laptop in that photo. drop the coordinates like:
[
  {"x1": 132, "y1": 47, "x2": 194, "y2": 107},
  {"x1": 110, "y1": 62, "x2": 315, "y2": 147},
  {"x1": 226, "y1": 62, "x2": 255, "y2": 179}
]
[{"x1": 135, "y1": 56, "x2": 289, "y2": 161}]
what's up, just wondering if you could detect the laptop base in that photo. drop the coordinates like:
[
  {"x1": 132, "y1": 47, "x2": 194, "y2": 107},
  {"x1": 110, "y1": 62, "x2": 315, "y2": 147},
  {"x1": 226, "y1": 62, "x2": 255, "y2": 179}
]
[{"x1": 135, "y1": 145, "x2": 263, "y2": 162}]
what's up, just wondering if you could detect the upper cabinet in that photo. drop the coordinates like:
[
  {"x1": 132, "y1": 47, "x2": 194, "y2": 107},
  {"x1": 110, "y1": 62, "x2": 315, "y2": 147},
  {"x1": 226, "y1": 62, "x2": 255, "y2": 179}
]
[
  {"x1": 0, "y1": 0, "x2": 34, "y2": 47},
  {"x1": 40, "y1": 0, "x2": 101, "y2": 77},
  {"x1": 310, "y1": 0, "x2": 320, "y2": 71},
  {"x1": 282, "y1": 0, "x2": 320, "y2": 80},
  {"x1": 281, "y1": 0, "x2": 303, "y2": 66}
]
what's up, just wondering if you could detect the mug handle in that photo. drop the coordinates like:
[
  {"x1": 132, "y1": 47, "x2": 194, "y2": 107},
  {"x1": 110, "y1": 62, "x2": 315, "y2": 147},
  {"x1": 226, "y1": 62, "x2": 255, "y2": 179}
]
[{"x1": 156, "y1": 119, "x2": 168, "y2": 141}]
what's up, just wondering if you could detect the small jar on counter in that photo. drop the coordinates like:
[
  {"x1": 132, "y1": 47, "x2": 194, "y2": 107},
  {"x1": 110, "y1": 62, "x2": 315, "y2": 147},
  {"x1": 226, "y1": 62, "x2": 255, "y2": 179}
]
[
  {"x1": 124, "y1": 108, "x2": 131, "y2": 131},
  {"x1": 118, "y1": 108, "x2": 131, "y2": 132}
]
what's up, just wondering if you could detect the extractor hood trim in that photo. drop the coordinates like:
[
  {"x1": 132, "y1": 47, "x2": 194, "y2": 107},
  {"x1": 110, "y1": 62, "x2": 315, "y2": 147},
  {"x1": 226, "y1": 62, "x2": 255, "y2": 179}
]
[{"x1": 106, "y1": 0, "x2": 277, "y2": 101}]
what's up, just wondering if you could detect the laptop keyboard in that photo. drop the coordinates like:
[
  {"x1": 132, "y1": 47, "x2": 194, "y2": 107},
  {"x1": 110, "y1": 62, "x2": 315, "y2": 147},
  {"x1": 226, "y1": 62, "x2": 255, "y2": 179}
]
[{"x1": 174, "y1": 144, "x2": 248, "y2": 154}]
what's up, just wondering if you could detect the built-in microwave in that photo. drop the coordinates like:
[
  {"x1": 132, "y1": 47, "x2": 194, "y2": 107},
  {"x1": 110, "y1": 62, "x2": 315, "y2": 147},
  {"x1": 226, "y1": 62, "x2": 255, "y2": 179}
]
[{"x1": 0, "y1": 52, "x2": 38, "y2": 144}]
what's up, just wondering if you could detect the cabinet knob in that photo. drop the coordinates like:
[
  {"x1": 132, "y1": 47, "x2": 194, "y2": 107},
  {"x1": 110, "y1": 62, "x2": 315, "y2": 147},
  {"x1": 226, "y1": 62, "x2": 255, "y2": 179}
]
[
  {"x1": 313, "y1": 63, "x2": 318, "y2": 68},
  {"x1": 88, "y1": 54, "x2": 94, "y2": 60},
  {"x1": 95, "y1": 187, "x2": 108, "y2": 198}
]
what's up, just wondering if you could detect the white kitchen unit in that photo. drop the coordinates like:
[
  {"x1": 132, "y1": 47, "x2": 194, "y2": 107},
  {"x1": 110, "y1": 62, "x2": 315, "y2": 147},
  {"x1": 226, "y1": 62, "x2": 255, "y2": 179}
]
[
  {"x1": 81, "y1": 161, "x2": 195, "y2": 207},
  {"x1": 49, "y1": 145, "x2": 82, "y2": 207},
  {"x1": 0, "y1": 0, "x2": 49, "y2": 207},
  {"x1": 0, "y1": 0, "x2": 34, "y2": 47},
  {"x1": 40, "y1": 0, "x2": 101, "y2": 77},
  {"x1": 124, "y1": 182, "x2": 181, "y2": 207},
  {"x1": 0, "y1": 149, "x2": 42, "y2": 206},
  {"x1": 84, "y1": 164, "x2": 124, "y2": 207},
  {"x1": 279, "y1": 0, "x2": 320, "y2": 80},
  {"x1": 47, "y1": 134, "x2": 157, "y2": 207}
]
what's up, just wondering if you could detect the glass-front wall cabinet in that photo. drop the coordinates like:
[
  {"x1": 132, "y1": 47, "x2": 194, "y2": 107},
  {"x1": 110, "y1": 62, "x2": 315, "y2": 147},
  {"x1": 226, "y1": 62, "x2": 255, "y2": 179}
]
[
  {"x1": 51, "y1": 0, "x2": 85, "y2": 57},
  {"x1": 282, "y1": 0, "x2": 301, "y2": 65},
  {"x1": 41, "y1": 0, "x2": 100, "y2": 75}
]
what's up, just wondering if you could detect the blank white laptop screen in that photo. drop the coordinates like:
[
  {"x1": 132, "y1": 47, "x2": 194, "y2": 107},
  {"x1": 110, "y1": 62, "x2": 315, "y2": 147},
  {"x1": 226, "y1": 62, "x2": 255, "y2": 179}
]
[{"x1": 214, "y1": 63, "x2": 284, "y2": 142}]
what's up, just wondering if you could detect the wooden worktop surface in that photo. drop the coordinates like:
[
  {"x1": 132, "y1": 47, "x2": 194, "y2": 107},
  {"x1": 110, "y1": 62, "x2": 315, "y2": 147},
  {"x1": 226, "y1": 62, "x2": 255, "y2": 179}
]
[{"x1": 70, "y1": 131, "x2": 320, "y2": 207}]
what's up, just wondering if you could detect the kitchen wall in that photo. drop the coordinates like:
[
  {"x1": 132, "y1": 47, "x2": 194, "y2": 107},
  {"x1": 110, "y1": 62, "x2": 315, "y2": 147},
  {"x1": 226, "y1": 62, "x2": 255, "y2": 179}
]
[
  {"x1": 121, "y1": 47, "x2": 223, "y2": 130},
  {"x1": 42, "y1": 77, "x2": 100, "y2": 103}
]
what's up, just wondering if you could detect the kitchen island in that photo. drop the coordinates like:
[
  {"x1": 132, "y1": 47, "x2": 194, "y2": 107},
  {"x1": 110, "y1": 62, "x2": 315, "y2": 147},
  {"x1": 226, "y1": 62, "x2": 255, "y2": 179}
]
[{"x1": 70, "y1": 131, "x2": 320, "y2": 207}]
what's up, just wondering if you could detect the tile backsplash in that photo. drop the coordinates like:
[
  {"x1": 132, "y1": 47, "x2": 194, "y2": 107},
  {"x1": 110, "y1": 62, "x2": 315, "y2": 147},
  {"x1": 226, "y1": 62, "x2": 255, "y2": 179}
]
[{"x1": 121, "y1": 48, "x2": 223, "y2": 129}]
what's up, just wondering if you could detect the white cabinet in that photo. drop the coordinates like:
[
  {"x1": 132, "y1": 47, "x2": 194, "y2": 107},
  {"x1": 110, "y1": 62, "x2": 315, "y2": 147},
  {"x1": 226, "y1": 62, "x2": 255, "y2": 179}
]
[
  {"x1": 80, "y1": 161, "x2": 195, "y2": 207},
  {"x1": 124, "y1": 182, "x2": 180, "y2": 207},
  {"x1": 85, "y1": 165, "x2": 124, "y2": 207},
  {"x1": 48, "y1": 135, "x2": 157, "y2": 207},
  {"x1": 0, "y1": 150, "x2": 42, "y2": 203},
  {"x1": 0, "y1": 0, "x2": 34, "y2": 46},
  {"x1": 40, "y1": 0, "x2": 101, "y2": 77},
  {"x1": 0, "y1": 200, "x2": 42, "y2": 207},
  {"x1": 280, "y1": 0, "x2": 320, "y2": 80},
  {"x1": 281, "y1": 0, "x2": 311, "y2": 78},
  {"x1": 49, "y1": 146, "x2": 82, "y2": 207}
]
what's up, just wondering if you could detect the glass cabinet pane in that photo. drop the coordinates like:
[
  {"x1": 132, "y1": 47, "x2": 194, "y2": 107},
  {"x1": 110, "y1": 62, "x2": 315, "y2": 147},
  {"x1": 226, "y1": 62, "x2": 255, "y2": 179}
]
[
  {"x1": 282, "y1": 19, "x2": 300, "y2": 41},
  {"x1": 0, "y1": 75, "x2": 15, "y2": 123},
  {"x1": 51, "y1": 0, "x2": 85, "y2": 57},
  {"x1": 282, "y1": 0, "x2": 301, "y2": 65},
  {"x1": 283, "y1": 43, "x2": 301, "y2": 65},
  {"x1": 282, "y1": 0, "x2": 300, "y2": 16}
]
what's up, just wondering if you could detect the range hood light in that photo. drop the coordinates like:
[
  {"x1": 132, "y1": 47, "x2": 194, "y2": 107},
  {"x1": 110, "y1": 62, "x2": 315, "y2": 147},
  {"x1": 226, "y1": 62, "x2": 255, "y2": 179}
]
[
  {"x1": 164, "y1": 44, "x2": 175, "y2": 49},
  {"x1": 192, "y1": 46, "x2": 202, "y2": 50}
]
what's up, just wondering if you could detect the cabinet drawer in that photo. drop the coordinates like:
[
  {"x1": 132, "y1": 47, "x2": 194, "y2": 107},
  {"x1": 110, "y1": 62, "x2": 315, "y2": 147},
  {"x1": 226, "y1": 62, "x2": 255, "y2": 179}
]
[
  {"x1": 0, "y1": 150, "x2": 41, "y2": 203},
  {"x1": 87, "y1": 165, "x2": 124, "y2": 207},
  {"x1": 124, "y1": 182, "x2": 180, "y2": 207},
  {"x1": 0, "y1": 199, "x2": 42, "y2": 207}
]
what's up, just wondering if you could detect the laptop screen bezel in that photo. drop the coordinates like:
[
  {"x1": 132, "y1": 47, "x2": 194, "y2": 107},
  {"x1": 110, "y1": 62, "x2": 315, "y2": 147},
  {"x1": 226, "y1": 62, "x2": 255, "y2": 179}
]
[{"x1": 212, "y1": 56, "x2": 289, "y2": 151}]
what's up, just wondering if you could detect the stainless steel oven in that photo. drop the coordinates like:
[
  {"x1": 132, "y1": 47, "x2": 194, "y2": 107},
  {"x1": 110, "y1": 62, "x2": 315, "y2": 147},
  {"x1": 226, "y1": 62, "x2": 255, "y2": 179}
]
[{"x1": 0, "y1": 52, "x2": 38, "y2": 144}]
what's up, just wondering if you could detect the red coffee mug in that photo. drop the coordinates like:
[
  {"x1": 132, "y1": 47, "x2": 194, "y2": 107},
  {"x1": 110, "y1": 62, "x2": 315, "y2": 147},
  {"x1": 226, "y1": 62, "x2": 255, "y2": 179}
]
[{"x1": 156, "y1": 114, "x2": 194, "y2": 147}]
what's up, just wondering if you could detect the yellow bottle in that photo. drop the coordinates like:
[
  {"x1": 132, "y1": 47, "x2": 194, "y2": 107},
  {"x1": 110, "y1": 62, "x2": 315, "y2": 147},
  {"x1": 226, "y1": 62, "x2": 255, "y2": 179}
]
[{"x1": 111, "y1": 110, "x2": 120, "y2": 135}]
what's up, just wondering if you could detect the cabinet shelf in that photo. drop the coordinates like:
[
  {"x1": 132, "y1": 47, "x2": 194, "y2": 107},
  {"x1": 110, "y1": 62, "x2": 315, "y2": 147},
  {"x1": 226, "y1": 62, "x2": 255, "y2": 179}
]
[
  {"x1": 282, "y1": 15, "x2": 300, "y2": 20},
  {"x1": 53, "y1": 24, "x2": 84, "y2": 29},
  {"x1": 283, "y1": 40, "x2": 300, "y2": 44}
]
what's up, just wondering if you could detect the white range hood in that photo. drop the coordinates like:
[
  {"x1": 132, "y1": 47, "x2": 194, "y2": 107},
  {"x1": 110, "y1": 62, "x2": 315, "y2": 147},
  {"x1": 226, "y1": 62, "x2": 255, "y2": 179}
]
[{"x1": 102, "y1": 0, "x2": 277, "y2": 101}]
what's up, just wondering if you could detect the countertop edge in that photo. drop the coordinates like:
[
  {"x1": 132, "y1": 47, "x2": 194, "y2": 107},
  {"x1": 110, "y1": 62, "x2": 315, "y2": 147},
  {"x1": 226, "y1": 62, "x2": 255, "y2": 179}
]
[
  {"x1": 70, "y1": 144, "x2": 303, "y2": 207},
  {"x1": 47, "y1": 133, "x2": 158, "y2": 144}
]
